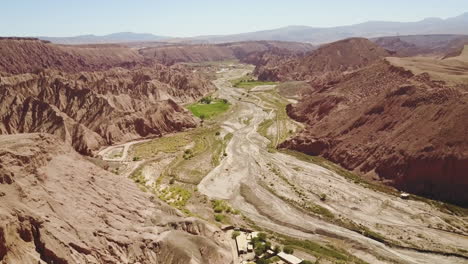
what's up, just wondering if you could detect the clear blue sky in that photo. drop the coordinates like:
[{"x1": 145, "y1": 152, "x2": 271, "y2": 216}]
[{"x1": 2, "y1": 0, "x2": 467, "y2": 37}]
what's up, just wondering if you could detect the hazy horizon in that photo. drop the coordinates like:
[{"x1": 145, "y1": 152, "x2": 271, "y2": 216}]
[{"x1": 2, "y1": 0, "x2": 468, "y2": 38}]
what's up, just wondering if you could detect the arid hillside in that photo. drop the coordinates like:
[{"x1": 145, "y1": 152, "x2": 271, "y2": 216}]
[
  {"x1": 372, "y1": 34, "x2": 468, "y2": 57},
  {"x1": 0, "y1": 66, "x2": 214, "y2": 155},
  {"x1": 279, "y1": 44, "x2": 468, "y2": 204},
  {"x1": 139, "y1": 41, "x2": 314, "y2": 65},
  {"x1": 254, "y1": 38, "x2": 389, "y2": 84},
  {"x1": 0, "y1": 38, "x2": 148, "y2": 74},
  {"x1": 0, "y1": 133, "x2": 232, "y2": 263},
  {"x1": 0, "y1": 38, "x2": 215, "y2": 155}
]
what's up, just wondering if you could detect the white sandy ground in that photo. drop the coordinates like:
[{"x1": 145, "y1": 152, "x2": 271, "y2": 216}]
[
  {"x1": 97, "y1": 67, "x2": 468, "y2": 264},
  {"x1": 197, "y1": 68, "x2": 468, "y2": 264}
]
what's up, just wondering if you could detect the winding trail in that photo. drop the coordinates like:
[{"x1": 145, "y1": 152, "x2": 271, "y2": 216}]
[
  {"x1": 197, "y1": 68, "x2": 468, "y2": 264},
  {"x1": 98, "y1": 139, "x2": 150, "y2": 162}
]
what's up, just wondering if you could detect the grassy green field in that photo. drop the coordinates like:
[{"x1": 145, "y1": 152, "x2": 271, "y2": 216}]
[
  {"x1": 188, "y1": 99, "x2": 230, "y2": 119},
  {"x1": 230, "y1": 76, "x2": 277, "y2": 89}
]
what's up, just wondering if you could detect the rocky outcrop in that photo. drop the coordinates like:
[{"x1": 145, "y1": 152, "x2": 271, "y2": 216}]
[
  {"x1": 0, "y1": 38, "x2": 147, "y2": 74},
  {"x1": 139, "y1": 41, "x2": 314, "y2": 65},
  {"x1": 372, "y1": 34, "x2": 468, "y2": 57},
  {"x1": 0, "y1": 133, "x2": 232, "y2": 264},
  {"x1": 254, "y1": 38, "x2": 390, "y2": 85},
  {"x1": 0, "y1": 66, "x2": 214, "y2": 155},
  {"x1": 280, "y1": 59, "x2": 468, "y2": 205}
]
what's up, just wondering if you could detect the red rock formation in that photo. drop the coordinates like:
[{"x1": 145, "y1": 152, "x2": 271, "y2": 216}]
[
  {"x1": 0, "y1": 38, "x2": 147, "y2": 74},
  {"x1": 0, "y1": 38, "x2": 216, "y2": 155},
  {"x1": 139, "y1": 41, "x2": 314, "y2": 65},
  {"x1": 0, "y1": 66, "x2": 214, "y2": 155},
  {"x1": 372, "y1": 35, "x2": 468, "y2": 57},
  {"x1": 280, "y1": 59, "x2": 468, "y2": 204},
  {"x1": 0, "y1": 133, "x2": 232, "y2": 263},
  {"x1": 254, "y1": 38, "x2": 390, "y2": 84}
]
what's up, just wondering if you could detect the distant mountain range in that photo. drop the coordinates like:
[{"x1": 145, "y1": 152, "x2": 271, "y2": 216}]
[
  {"x1": 39, "y1": 32, "x2": 168, "y2": 45},
  {"x1": 38, "y1": 12, "x2": 468, "y2": 45},
  {"x1": 183, "y1": 12, "x2": 468, "y2": 44}
]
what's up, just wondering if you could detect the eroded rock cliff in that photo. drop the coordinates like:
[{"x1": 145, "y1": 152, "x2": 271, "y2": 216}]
[
  {"x1": 0, "y1": 66, "x2": 214, "y2": 154},
  {"x1": 280, "y1": 60, "x2": 468, "y2": 204},
  {"x1": 0, "y1": 133, "x2": 232, "y2": 264}
]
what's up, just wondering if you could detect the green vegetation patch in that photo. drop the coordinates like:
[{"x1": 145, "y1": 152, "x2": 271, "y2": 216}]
[
  {"x1": 158, "y1": 185, "x2": 192, "y2": 210},
  {"x1": 211, "y1": 199, "x2": 239, "y2": 214},
  {"x1": 230, "y1": 75, "x2": 277, "y2": 89},
  {"x1": 188, "y1": 97, "x2": 230, "y2": 119},
  {"x1": 279, "y1": 237, "x2": 368, "y2": 264},
  {"x1": 132, "y1": 133, "x2": 191, "y2": 159}
]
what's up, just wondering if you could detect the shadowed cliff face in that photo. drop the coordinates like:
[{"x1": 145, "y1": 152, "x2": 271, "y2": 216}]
[
  {"x1": 254, "y1": 38, "x2": 390, "y2": 84},
  {"x1": 0, "y1": 133, "x2": 232, "y2": 264},
  {"x1": 0, "y1": 66, "x2": 214, "y2": 155},
  {"x1": 263, "y1": 38, "x2": 468, "y2": 205},
  {"x1": 280, "y1": 60, "x2": 468, "y2": 205}
]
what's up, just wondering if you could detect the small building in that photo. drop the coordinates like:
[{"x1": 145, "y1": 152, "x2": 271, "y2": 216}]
[
  {"x1": 400, "y1": 193, "x2": 410, "y2": 200},
  {"x1": 235, "y1": 232, "x2": 248, "y2": 254},
  {"x1": 247, "y1": 231, "x2": 259, "y2": 241},
  {"x1": 277, "y1": 252, "x2": 303, "y2": 264},
  {"x1": 247, "y1": 243, "x2": 253, "y2": 252}
]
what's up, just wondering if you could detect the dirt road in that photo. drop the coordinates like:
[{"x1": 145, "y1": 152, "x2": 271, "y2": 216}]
[
  {"x1": 198, "y1": 67, "x2": 468, "y2": 264},
  {"x1": 98, "y1": 139, "x2": 150, "y2": 162}
]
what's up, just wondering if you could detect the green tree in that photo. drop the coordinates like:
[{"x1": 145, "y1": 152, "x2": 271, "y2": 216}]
[
  {"x1": 200, "y1": 96, "x2": 212, "y2": 104},
  {"x1": 254, "y1": 244, "x2": 267, "y2": 256},
  {"x1": 283, "y1": 246, "x2": 294, "y2": 254},
  {"x1": 232, "y1": 231, "x2": 240, "y2": 239},
  {"x1": 273, "y1": 245, "x2": 281, "y2": 254},
  {"x1": 258, "y1": 232, "x2": 267, "y2": 242},
  {"x1": 256, "y1": 259, "x2": 270, "y2": 264}
]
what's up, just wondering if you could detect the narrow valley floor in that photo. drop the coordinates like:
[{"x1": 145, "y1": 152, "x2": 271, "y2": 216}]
[{"x1": 100, "y1": 64, "x2": 468, "y2": 264}]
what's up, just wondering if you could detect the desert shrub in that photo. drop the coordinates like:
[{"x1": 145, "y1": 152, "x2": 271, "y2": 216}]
[
  {"x1": 214, "y1": 214, "x2": 224, "y2": 222},
  {"x1": 183, "y1": 149, "x2": 194, "y2": 160},
  {"x1": 200, "y1": 96, "x2": 213, "y2": 104},
  {"x1": 320, "y1": 193, "x2": 327, "y2": 201}
]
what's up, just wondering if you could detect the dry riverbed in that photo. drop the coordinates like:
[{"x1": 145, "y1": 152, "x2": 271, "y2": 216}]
[{"x1": 100, "y1": 63, "x2": 468, "y2": 264}]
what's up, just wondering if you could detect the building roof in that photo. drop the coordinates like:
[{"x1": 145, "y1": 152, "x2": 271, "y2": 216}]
[
  {"x1": 235, "y1": 233, "x2": 248, "y2": 253},
  {"x1": 277, "y1": 252, "x2": 303, "y2": 264}
]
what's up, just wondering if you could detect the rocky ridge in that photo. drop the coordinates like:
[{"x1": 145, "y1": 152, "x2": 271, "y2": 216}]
[
  {"x1": 0, "y1": 66, "x2": 214, "y2": 155},
  {"x1": 139, "y1": 41, "x2": 315, "y2": 65},
  {"x1": 0, "y1": 133, "x2": 232, "y2": 263},
  {"x1": 0, "y1": 38, "x2": 216, "y2": 155},
  {"x1": 261, "y1": 38, "x2": 468, "y2": 204}
]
